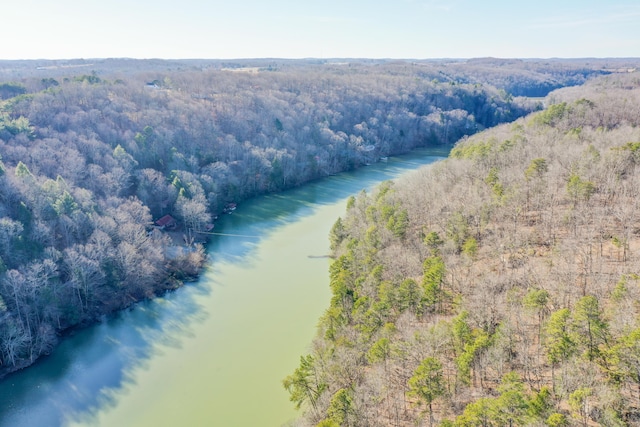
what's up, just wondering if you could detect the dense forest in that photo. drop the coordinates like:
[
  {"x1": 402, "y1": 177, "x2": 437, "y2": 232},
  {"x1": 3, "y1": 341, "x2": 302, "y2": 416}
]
[
  {"x1": 0, "y1": 58, "x2": 550, "y2": 377},
  {"x1": 1, "y1": 57, "x2": 635, "y2": 97},
  {"x1": 284, "y1": 72, "x2": 640, "y2": 426}
]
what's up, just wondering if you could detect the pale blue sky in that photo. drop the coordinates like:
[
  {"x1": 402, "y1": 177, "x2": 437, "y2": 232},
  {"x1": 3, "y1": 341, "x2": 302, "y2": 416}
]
[{"x1": 2, "y1": 0, "x2": 639, "y2": 59}]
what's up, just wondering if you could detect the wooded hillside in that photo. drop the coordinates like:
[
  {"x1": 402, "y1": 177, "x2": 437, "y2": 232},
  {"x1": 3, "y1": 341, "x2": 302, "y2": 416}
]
[
  {"x1": 285, "y1": 72, "x2": 640, "y2": 426},
  {"x1": 0, "y1": 60, "x2": 536, "y2": 377}
]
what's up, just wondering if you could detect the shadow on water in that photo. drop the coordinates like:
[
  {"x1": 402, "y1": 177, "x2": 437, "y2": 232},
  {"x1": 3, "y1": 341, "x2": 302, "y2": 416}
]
[
  {"x1": 0, "y1": 282, "x2": 209, "y2": 427},
  {"x1": 0, "y1": 148, "x2": 447, "y2": 427}
]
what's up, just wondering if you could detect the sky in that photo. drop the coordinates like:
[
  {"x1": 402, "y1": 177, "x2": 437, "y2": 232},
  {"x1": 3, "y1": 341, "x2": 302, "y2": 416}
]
[{"x1": 1, "y1": 0, "x2": 639, "y2": 60}]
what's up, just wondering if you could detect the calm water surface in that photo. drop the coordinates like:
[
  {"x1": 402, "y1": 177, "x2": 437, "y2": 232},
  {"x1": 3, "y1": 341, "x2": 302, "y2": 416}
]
[{"x1": 0, "y1": 148, "x2": 447, "y2": 427}]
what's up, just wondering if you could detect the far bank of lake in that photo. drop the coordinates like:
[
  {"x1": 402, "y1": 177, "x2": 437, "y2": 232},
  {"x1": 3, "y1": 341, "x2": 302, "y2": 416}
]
[{"x1": 0, "y1": 147, "x2": 448, "y2": 427}]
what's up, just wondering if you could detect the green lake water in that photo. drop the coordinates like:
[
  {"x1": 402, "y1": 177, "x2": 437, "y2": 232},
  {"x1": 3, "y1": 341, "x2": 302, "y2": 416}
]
[{"x1": 0, "y1": 148, "x2": 446, "y2": 427}]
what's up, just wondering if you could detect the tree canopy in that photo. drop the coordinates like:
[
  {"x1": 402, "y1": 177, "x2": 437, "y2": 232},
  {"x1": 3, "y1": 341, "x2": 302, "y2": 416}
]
[{"x1": 285, "y1": 71, "x2": 640, "y2": 426}]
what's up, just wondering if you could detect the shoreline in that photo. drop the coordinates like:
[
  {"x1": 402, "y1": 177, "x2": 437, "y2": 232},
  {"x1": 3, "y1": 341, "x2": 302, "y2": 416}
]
[{"x1": 0, "y1": 235, "x2": 207, "y2": 381}]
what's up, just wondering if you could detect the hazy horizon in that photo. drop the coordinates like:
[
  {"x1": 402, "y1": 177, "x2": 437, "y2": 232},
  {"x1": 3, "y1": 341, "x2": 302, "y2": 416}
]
[{"x1": 2, "y1": 0, "x2": 639, "y2": 61}]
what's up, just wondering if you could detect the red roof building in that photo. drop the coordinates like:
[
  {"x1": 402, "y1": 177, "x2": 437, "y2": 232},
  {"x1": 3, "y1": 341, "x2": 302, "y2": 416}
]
[{"x1": 155, "y1": 214, "x2": 177, "y2": 229}]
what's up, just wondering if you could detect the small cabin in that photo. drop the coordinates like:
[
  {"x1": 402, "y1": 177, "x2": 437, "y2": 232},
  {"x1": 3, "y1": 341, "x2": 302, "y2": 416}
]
[{"x1": 155, "y1": 214, "x2": 177, "y2": 230}]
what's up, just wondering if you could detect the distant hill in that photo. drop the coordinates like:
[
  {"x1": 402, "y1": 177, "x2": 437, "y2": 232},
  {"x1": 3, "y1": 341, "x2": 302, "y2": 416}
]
[{"x1": 2, "y1": 57, "x2": 637, "y2": 97}]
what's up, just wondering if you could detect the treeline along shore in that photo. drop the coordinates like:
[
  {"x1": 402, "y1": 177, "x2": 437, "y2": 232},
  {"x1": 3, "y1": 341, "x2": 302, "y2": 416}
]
[
  {"x1": 0, "y1": 57, "x2": 633, "y2": 379},
  {"x1": 284, "y1": 71, "x2": 640, "y2": 426}
]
